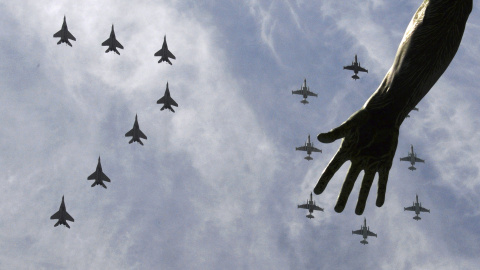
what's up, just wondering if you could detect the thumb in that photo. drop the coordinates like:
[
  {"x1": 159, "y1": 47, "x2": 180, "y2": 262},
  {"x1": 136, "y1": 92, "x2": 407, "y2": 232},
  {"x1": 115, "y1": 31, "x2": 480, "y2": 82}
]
[{"x1": 317, "y1": 109, "x2": 368, "y2": 143}]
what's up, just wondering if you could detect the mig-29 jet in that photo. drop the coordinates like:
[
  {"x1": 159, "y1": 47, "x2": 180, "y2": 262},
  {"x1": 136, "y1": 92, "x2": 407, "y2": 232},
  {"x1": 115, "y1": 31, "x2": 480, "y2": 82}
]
[
  {"x1": 296, "y1": 134, "x2": 322, "y2": 161},
  {"x1": 53, "y1": 16, "x2": 76, "y2": 47},
  {"x1": 50, "y1": 196, "x2": 74, "y2": 229},
  {"x1": 352, "y1": 218, "x2": 377, "y2": 245},
  {"x1": 297, "y1": 192, "x2": 324, "y2": 219},
  {"x1": 157, "y1": 82, "x2": 178, "y2": 113},
  {"x1": 406, "y1": 107, "x2": 419, "y2": 118},
  {"x1": 343, "y1": 54, "x2": 368, "y2": 80},
  {"x1": 102, "y1": 25, "x2": 124, "y2": 55},
  {"x1": 291, "y1": 79, "x2": 318, "y2": 104},
  {"x1": 87, "y1": 156, "x2": 111, "y2": 189},
  {"x1": 125, "y1": 114, "x2": 147, "y2": 145},
  {"x1": 155, "y1": 35, "x2": 176, "y2": 65},
  {"x1": 400, "y1": 144, "x2": 425, "y2": 170},
  {"x1": 404, "y1": 194, "x2": 430, "y2": 221}
]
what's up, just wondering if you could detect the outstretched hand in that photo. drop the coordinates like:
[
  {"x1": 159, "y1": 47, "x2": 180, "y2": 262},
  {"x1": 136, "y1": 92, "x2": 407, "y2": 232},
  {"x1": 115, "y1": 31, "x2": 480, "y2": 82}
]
[{"x1": 314, "y1": 108, "x2": 399, "y2": 215}]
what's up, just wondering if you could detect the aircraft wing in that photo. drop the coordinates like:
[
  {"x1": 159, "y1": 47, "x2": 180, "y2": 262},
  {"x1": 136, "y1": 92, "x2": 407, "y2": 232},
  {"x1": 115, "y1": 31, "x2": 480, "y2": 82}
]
[
  {"x1": 414, "y1": 157, "x2": 425, "y2": 163},
  {"x1": 367, "y1": 230, "x2": 377, "y2": 237},
  {"x1": 67, "y1": 31, "x2": 76, "y2": 41},
  {"x1": 358, "y1": 67, "x2": 368, "y2": 73},
  {"x1": 306, "y1": 91, "x2": 317, "y2": 97},
  {"x1": 50, "y1": 211, "x2": 61, "y2": 220},
  {"x1": 313, "y1": 205, "x2": 324, "y2": 211},
  {"x1": 168, "y1": 97, "x2": 178, "y2": 107},
  {"x1": 297, "y1": 204, "x2": 309, "y2": 209},
  {"x1": 400, "y1": 156, "x2": 410, "y2": 161},
  {"x1": 65, "y1": 212, "x2": 74, "y2": 222},
  {"x1": 157, "y1": 96, "x2": 166, "y2": 104},
  {"x1": 419, "y1": 206, "x2": 430, "y2": 213},
  {"x1": 296, "y1": 146, "x2": 308, "y2": 152},
  {"x1": 292, "y1": 90, "x2": 302, "y2": 95},
  {"x1": 138, "y1": 129, "x2": 147, "y2": 140},
  {"x1": 101, "y1": 38, "x2": 111, "y2": 46},
  {"x1": 102, "y1": 172, "x2": 111, "y2": 182},
  {"x1": 167, "y1": 50, "x2": 176, "y2": 59},
  {"x1": 115, "y1": 40, "x2": 124, "y2": 49},
  {"x1": 311, "y1": 147, "x2": 322, "y2": 153},
  {"x1": 125, "y1": 128, "x2": 134, "y2": 137},
  {"x1": 343, "y1": 65, "x2": 354, "y2": 70},
  {"x1": 352, "y1": 229, "x2": 362, "y2": 235},
  {"x1": 53, "y1": 30, "x2": 62, "y2": 38},
  {"x1": 404, "y1": 206, "x2": 415, "y2": 211},
  {"x1": 87, "y1": 171, "x2": 96, "y2": 180}
]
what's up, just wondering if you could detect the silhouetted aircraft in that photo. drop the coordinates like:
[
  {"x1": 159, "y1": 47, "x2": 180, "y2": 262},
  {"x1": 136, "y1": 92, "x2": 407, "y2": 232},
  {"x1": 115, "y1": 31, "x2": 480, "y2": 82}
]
[
  {"x1": 154, "y1": 35, "x2": 176, "y2": 65},
  {"x1": 125, "y1": 114, "x2": 147, "y2": 145},
  {"x1": 400, "y1": 145, "x2": 425, "y2": 170},
  {"x1": 50, "y1": 196, "x2": 74, "y2": 229},
  {"x1": 87, "y1": 156, "x2": 111, "y2": 189},
  {"x1": 157, "y1": 82, "x2": 178, "y2": 113},
  {"x1": 292, "y1": 79, "x2": 318, "y2": 104},
  {"x1": 352, "y1": 218, "x2": 377, "y2": 245},
  {"x1": 102, "y1": 24, "x2": 124, "y2": 55},
  {"x1": 296, "y1": 135, "x2": 322, "y2": 160},
  {"x1": 343, "y1": 54, "x2": 368, "y2": 80},
  {"x1": 53, "y1": 16, "x2": 76, "y2": 47},
  {"x1": 406, "y1": 107, "x2": 419, "y2": 118},
  {"x1": 404, "y1": 194, "x2": 430, "y2": 221},
  {"x1": 297, "y1": 192, "x2": 323, "y2": 219}
]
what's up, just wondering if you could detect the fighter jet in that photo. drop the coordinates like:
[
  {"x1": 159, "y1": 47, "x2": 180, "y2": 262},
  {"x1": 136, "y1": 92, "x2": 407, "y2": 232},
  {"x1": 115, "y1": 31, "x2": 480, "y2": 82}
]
[
  {"x1": 53, "y1": 16, "x2": 76, "y2": 47},
  {"x1": 352, "y1": 218, "x2": 377, "y2": 245},
  {"x1": 87, "y1": 156, "x2": 111, "y2": 189},
  {"x1": 404, "y1": 194, "x2": 430, "y2": 221},
  {"x1": 343, "y1": 54, "x2": 368, "y2": 80},
  {"x1": 154, "y1": 35, "x2": 176, "y2": 65},
  {"x1": 406, "y1": 107, "x2": 419, "y2": 118},
  {"x1": 296, "y1": 134, "x2": 322, "y2": 161},
  {"x1": 297, "y1": 192, "x2": 324, "y2": 219},
  {"x1": 50, "y1": 196, "x2": 74, "y2": 229},
  {"x1": 291, "y1": 79, "x2": 318, "y2": 104},
  {"x1": 400, "y1": 144, "x2": 425, "y2": 170},
  {"x1": 125, "y1": 114, "x2": 147, "y2": 145},
  {"x1": 102, "y1": 24, "x2": 124, "y2": 55},
  {"x1": 157, "y1": 82, "x2": 178, "y2": 113}
]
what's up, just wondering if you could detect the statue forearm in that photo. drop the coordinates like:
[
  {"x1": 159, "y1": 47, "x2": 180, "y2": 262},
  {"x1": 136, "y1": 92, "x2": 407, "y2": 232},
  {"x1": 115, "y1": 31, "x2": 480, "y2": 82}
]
[{"x1": 363, "y1": 0, "x2": 472, "y2": 127}]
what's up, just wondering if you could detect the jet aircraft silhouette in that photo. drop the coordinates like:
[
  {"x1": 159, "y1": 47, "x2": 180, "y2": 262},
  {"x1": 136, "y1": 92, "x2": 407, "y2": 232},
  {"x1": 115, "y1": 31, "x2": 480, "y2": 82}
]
[
  {"x1": 50, "y1": 196, "x2": 74, "y2": 228},
  {"x1": 400, "y1": 145, "x2": 425, "y2": 170},
  {"x1": 154, "y1": 35, "x2": 176, "y2": 65},
  {"x1": 291, "y1": 79, "x2": 317, "y2": 104},
  {"x1": 102, "y1": 24, "x2": 124, "y2": 55},
  {"x1": 406, "y1": 107, "x2": 419, "y2": 118},
  {"x1": 125, "y1": 114, "x2": 147, "y2": 145},
  {"x1": 404, "y1": 194, "x2": 430, "y2": 221},
  {"x1": 157, "y1": 82, "x2": 178, "y2": 113},
  {"x1": 87, "y1": 156, "x2": 111, "y2": 189},
  {"x1": 296, "y1": 135, "x2": 322, "y2": 160},
  {"x1": 343, "y1": 54, "x2": 368, "y2": 80},
  {"x1": 297, "y1": 192, "x2": 324, "y2": 219},
  {"x1": 352, "y1": 218, "x2": 377, "y2": 245},
  {"x1": 53, "y1": 16, "x2": 76, "y2": 47}
]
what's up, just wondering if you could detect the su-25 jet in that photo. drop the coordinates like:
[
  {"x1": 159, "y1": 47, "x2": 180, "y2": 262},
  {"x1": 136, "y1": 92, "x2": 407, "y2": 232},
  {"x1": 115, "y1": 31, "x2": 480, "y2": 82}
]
[
  {"x1": 297, "y1": 192, "x2": 323, "y2": 219},
  {"x1": 291, "y1": 79, "x2": 317, "y2": 104},
  {"x1": 400, "y1": 144, "x2": 425, "y2": 170},
  {"x1": 53, "y1": 16, "x2": 76, "y2": 47},
  {"x1": 155, "y1": 35, "x2": 176, "y2": 65},
  {"x1": 50, "y1": 196, "x2": 74, "y2": 229},
  {"x1": 343, "y1": 54, "x2": 368, "y2": 80},
  {"x1": 296, "y1": 134, "x2": 322, "y2": 161},
  {"x1": 87, "y1": 156, "x2": 111, "y2": 189},
  {"x1": 157, "y1": 82, "x2": 178, "y2": 113},
  {"x1": 102, "y1": 25, "x2": 124, "y2": 55},
  {"x1": 125, "y1": 114, "x2": 147, "y2": 145},
  {"x1": 406, "y1": 107, "x2": 419, "y2": 118},
  {"x1": 352, "y1": 218, "x2": 377, "y2": 245},
  {"x1": 404, "y1": 194, "x2": 430, "y2": 221}
]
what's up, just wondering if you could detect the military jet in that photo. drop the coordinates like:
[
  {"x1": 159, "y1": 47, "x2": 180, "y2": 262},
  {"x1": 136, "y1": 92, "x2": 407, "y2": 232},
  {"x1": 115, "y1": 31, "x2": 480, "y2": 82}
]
[
  {"x1": 343, "y1": 54, "x2": 368, "y2": 80},
  {"x1": 296, "y1": 134, "x2": 322, "y2": 161},
  {"x1": 406, "y1": 107, "x2": 419, "y2": 118},
  {"x1": 102, "y1": 24, "x2": 124, "y2": 55},
  {"x1": 352, "y1": 218, "x2": 377, "y2": 245},
  {"x1": 400, "y1": 144, "x2": 425, "y2": 170},
  {"x1": 87, "y1": 156, "x2": 111, "y2": 189},
  {"x1": 404, "y1": 194, "x2": 430, "y2": 221},
  {"x1": 154, "y1": 35, "x2": 176, "y2": 65},
  {"x1": 291, "y1": 79, "x2": 318, "y2": 104},
  {"x1": 125, "y1": 114, "x2": 147, "y2": 145},
  {"x1": 157, "y1": 82, "x2": 178, "y2": 113},
  {"x1": 53, "y1": 16, "x2": 76, "y2": 47},
  {"x1": 50, "y1": 196, "x2": 74, "y2": 229},
  {"x1": 297, "y1": 192, "x2": 324, "y2": 219}
]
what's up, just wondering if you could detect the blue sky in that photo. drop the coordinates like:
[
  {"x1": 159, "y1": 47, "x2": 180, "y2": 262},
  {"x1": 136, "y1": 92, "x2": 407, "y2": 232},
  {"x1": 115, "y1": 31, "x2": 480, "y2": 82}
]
[{"x1": 1, "y1": 0, "x2": 479, "y2": 269}]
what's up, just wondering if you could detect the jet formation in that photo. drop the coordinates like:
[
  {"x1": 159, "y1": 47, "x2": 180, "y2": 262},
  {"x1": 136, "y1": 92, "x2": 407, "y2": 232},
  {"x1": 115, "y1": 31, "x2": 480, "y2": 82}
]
[
  {"x1": 125, "y1": 114, "x2": 148, "y2": 145},
  {"x1": 102, "y1": 25, "x2": 124, "y2": 55},
  {"x1": 53, "y1": 16, "x2": 76, "y2": 47},
  {"x1": 157, "y1": 82, "x2": 178, "y2": 113},
  {"x1": 50, "y1": 196, "x2": 74, "y2": 228},
  {"x1": 155, "y1": 35, "x2": 176, "y2": 65},
  {"x1": 352, "y1": 218, "x2": 377, "y2": 245},
  {"x1": 404, "y1": 194, "x2": 430, "y2": 221},
  {"x1": 292, "y1": 79, "x2": 317, "y2": 104},
  {"x1": 400, "y1": 145, "x2": 425, "y2": 170},
  {"x1": 343, "y1": 54, "x2": 368, "y2": 80},
  {"x1": 87, "y1": 156, "x2": 111, "y2": 189},
  {"x1": 295, "y1": 134, "x2": 322, "y2": 161},
  {"x1": 297, "y1": 192, "x2": 323, "y2": 219}
]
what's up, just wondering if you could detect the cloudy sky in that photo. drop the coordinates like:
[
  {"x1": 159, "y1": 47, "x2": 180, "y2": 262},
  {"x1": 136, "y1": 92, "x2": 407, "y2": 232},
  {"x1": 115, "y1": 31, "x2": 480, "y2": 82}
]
[{"x1": 1, "y1": 0, "x2": 479, "y2": 269}]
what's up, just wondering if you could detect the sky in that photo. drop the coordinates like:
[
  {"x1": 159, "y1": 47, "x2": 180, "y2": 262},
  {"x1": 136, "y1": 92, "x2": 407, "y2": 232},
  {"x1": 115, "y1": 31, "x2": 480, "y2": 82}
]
[{"x1": 1, "y1": 0, "x2": 479, "y2": 269}]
